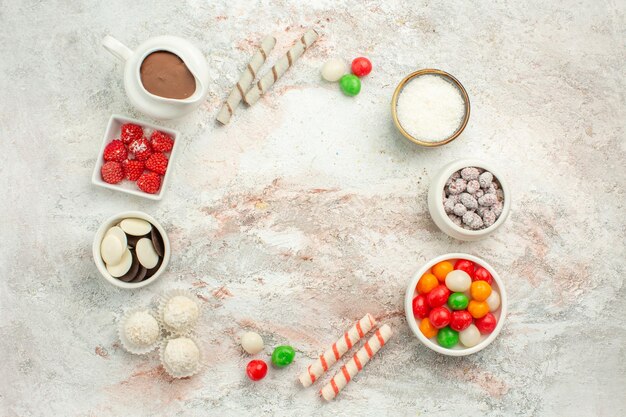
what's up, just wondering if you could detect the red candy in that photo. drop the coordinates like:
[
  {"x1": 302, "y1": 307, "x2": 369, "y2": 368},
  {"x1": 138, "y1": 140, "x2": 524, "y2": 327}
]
[
  {"x1": 412, "y1": 294, "x2": 431, "y2": 319},
  {"x1": 428, "y1": 307, "x2": 451, "y2": 329},
  {"x1": 449, "y1": 310, "x2": 473, "y2": 332},
  {"x1": 454, "y1": 259, "x2": 475, "y2": 279},
  {"x1": 473, "y1": 267, "x2": 493, "y2": 285},
  {"x1": 426, "y1": 285, "x2": 450, "y2": 308},
  {"x1": 351, "y1": 57, "x2": 372, "y2": 77},
  {"x1": 103, "y1": 140, "x2": 128, "y2": 162},
  {"x1": 120, "y1": 123, "x2": 143, "y2": 144},
  {"x1": 475, "y1": 313, "x2": 497, "y2": 334},
  {"x1": 246, "y1": 359, "x2": 268, "y2": 381}
]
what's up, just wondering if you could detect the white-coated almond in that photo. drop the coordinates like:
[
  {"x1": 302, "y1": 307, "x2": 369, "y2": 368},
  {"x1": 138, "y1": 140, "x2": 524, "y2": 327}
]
[
  {"x1": 101, "y1": 234, "x2": 124, "y2": 265},
  {"x1": 136, "y1": 238, "x2": 159, "y2": 269},
  {"x1": 120, "y1": 218, "x2": 152, "y2": 236},
  {"x1": 106, "y1": 249, "x2": 133, "y2": 277}
]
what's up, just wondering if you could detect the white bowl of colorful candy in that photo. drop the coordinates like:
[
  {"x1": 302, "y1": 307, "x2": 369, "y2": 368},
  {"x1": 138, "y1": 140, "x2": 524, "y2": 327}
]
[{"x1": 404, "y1": 253, "x2": 507, "y2": 356}]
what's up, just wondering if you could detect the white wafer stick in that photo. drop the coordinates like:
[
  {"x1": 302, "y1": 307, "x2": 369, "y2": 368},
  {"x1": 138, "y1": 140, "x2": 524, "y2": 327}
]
[
  {"x1": 320, "y1": 324, "x2": 393, "y2": 401},
  {"x1": 216, "y1": 36, "x2": 276, "y2": 124},
  {"x1": 298, "y1": 313, "x2": 376, "y2": 388},
  {"x1": 244, "y1": 28, "x2": 319, "y2": 106}
]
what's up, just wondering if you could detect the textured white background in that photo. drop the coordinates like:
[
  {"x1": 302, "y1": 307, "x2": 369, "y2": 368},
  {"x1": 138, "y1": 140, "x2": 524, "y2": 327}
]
[{"x1": 1, "y1": 0, "x2": 625, "y2": 416}]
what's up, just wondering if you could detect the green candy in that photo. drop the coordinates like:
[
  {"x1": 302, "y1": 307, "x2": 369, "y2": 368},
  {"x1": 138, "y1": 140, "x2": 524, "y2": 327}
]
[
  {"x1": 448, "y1": 292, "x2": 469, "y2": 310},
  {"x1": 339, "y1": 74, "x2": 361, "y2": 96},
  {"x1": 437, "y1": 327, "x2": 459, "y2": 348},
  {"x1": 271, "y1": 345, "x2": 295, "y2": 367}
]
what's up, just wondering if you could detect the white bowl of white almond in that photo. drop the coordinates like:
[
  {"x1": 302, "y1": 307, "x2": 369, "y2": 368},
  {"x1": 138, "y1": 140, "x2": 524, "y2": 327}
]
[{"x1": 93, "y1": 211, "x2": 170, "y2": 289}]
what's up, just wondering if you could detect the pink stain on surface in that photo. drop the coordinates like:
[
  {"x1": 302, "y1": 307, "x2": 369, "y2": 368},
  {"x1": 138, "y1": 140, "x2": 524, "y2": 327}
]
[
  {"x1": 95, "y1": 346, "x2": 108, "y2": 358},
  {"x1": 450, "y1": 366, "x2": 510, "y2": 398},
  {"x1": 104, "y1": 364, "x2": 201, "y2": 408}
]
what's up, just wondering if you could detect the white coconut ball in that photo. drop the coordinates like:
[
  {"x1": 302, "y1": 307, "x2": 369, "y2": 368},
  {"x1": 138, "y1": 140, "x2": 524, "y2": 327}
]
[
  {"x1": 124, "y1": 311, "x2": 160, "y2": 346},
  {"x1": 163, "y1": 295, "x2": 199, "y2": 331},
  {"x1": 163, "y1": 337, "x2": 200, "y2": 374}
]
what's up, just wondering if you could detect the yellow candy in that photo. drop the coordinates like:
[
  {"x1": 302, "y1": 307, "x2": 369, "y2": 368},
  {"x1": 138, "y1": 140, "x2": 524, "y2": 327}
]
[
  {"x1": 417, "y1": 272, "x2": 438, "y2": 294},
  {"x1": 432, "y1": 261, "x2": 454, "y2": 282},
  {"x1": 470, "y1": 281, "x2": 492, "y2": 302}
]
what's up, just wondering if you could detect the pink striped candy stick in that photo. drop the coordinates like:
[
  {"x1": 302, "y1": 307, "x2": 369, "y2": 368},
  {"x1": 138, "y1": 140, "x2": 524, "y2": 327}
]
[
  {"x1": 298, "y1": 313, "x2": 376, "y2": 387},
  {"x1": 320, "y1": 324, "x2": 393, "y2": 401}
]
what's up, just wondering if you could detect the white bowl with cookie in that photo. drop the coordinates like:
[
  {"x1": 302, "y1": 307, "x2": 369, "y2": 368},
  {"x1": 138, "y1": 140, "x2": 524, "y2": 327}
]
[{"x1": 93, "y1": 211, "x2": 170, "y2": 289}]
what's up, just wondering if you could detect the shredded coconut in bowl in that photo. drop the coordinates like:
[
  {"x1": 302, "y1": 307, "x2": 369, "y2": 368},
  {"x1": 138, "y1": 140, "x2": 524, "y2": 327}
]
[{"x1": 396, "y1": 74, "x2": 466, "y2": 142}]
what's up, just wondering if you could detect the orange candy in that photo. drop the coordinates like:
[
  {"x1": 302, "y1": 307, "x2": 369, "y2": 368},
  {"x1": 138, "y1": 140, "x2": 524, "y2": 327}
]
[
  {"x1": 468, "y1": 300, "x2": 490, "y2": 318},
  {"x1": 419, "y1": 318, "x2": 438, "y2": 339},
  {"x1": 432, "y1": 261, "x2": 454, "y2": 282},
  {"x1": 470, "y1": 281, "x2": 492, "y2": 302},
  {"x1": 417, "y1": 272, "x2": 438, "y2": 294}
]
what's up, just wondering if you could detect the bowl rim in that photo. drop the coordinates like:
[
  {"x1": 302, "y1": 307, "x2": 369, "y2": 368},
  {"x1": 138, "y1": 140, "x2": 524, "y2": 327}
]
[
  {"x1": 404, "y1": 253, "x2": 508, "y2": 356},
  {"x1": 391, "y1": 69, "x2": 470, "y2": 147},
  {"x1": 92, "y1": 210, "x2": 170, "y2": 289},
  {"x1": 91, "y1": 114, "x2": 181, "y2": 201},
  {"x1": 434, "y1": 159, "x2": 511, "y2": 237}
]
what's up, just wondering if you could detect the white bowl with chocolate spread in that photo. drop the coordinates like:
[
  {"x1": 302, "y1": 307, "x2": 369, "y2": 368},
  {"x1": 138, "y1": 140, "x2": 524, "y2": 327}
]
[{"x1": 103, "y1": 35, "x2": 209, "y2": 120}]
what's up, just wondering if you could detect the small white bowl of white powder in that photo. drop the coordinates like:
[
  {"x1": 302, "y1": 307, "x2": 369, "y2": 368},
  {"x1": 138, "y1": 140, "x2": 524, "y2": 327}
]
[{"x1": 392, "y1": 69, "x2": 470, "y2": 146}]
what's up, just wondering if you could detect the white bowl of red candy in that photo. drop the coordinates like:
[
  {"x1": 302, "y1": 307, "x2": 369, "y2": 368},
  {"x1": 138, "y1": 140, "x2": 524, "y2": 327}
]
[
  {"x1": 92, "y1": 114, "x2": 180, "y2": 200},
  {"x1": 405, "y1": 253, "x2": 507, "y2": 356}
]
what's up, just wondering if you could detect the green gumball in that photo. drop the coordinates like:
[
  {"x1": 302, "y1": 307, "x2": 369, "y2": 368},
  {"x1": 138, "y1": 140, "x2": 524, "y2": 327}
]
[
  {"x1": 448, "y1": 292, "x2": 469, "y2": 310},
  {"x1": 437, "y1": 327, "x2": 459, "y2": 348},
  {"x1": 339, "y1": 74, "x2": 361, "y2": 96},
  {"x1": 271, "y1": 345, "x2": 295, "y2": 367}
]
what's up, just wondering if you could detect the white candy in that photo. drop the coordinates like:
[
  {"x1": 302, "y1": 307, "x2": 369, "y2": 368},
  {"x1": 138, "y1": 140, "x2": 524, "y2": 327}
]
[
  {"x1": 120, "y1": 218, "x2": 152, "y2": 236},
  {"x1": 486, "y1": 291, "x2": 501, "y2": 312},
  {"x1": 106, "y1": 248, "x2": 132, "y2": 277},
  {"x1": 240, "y1": 331, "x2": 264, "y2": 354},
  {"x1": 106, "y1": 226, "x2": 127, "y2": 247},
  {"x1": 445, "y1": 270, "x2": 471, "y2": 292},
  {"x1": 459, "y1": 324, "x2": 481, "y2": 347},
  {"x1": 101, "y1": 233, "x2": 124, "y2": 265},
  {"x1": 321, "y1": 58, "x2": 347, "y2": 82},
  {"x1": 136, "y1": 238, "x2": 159, "y2": 269}
]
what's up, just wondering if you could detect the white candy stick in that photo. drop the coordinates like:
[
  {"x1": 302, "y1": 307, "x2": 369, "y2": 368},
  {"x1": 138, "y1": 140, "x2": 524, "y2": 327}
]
[
  {"x1": 320, "y1": 324, "x2": 393, "y2": 401},
  {"x1": 216, "y1": 35, "x2": 276, "y2": 124},
  {"x1": 244, "y1": 28, "x2": 318, "y2": 106},
  {"x1": 298, "y1": 313, "x2": 376, "y2": 388}
]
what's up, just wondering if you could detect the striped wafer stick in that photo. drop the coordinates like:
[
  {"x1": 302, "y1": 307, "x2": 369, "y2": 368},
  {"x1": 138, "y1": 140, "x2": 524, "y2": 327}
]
[
  {"x1": 298, "y1": 313, "x2": 376, "y2": 388},
  {"x1": 320, "y1": 324, "x2": 393, "y2": 401},
  {"x1": 244, "y1": 28, "x2": 318, "y2": 106},
  {"x1": 216, "y1": 35, "x2": 276, "y2": 124}
]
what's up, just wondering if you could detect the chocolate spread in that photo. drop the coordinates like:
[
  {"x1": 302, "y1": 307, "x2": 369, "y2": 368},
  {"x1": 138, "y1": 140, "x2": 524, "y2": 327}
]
[{"x1": 140, "y1": 51, "x2": 196, "y2": 99}]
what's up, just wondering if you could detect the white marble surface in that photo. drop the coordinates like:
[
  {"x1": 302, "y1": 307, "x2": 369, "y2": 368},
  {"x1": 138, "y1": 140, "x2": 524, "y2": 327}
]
[{"x1": 1, "y1": 0, "x2": 625, "y2": 416}]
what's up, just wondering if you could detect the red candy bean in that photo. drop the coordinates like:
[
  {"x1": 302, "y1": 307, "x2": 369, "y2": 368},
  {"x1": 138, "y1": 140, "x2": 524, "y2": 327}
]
[
  {"x1": 449, "y1": 310, "x2": 473, "y2": 332},
  {"x1": 428, "y1": 307, "x2": 451, "y2": 329},
  {"x1": 412, "y1": 294, "x2": 431, "y2": 319},
  {"x1": 351, "y1": 57, "x2": 372, "y2": 77},
  {"x1": 246, "y1": 360, "x2": 268, "y2": 381},
  {"x1": 473, "y1": 267, "x2": 493, "y2": 285},
  {"x1": 475, "y1": 313, "x2": 497, "y2": 334},
  {"x1": 426, "y1": 285, "x2": 450, "y2": 308},
  {"x1": 454, "y1": 259, "x2": 475, "y2": 279}
]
